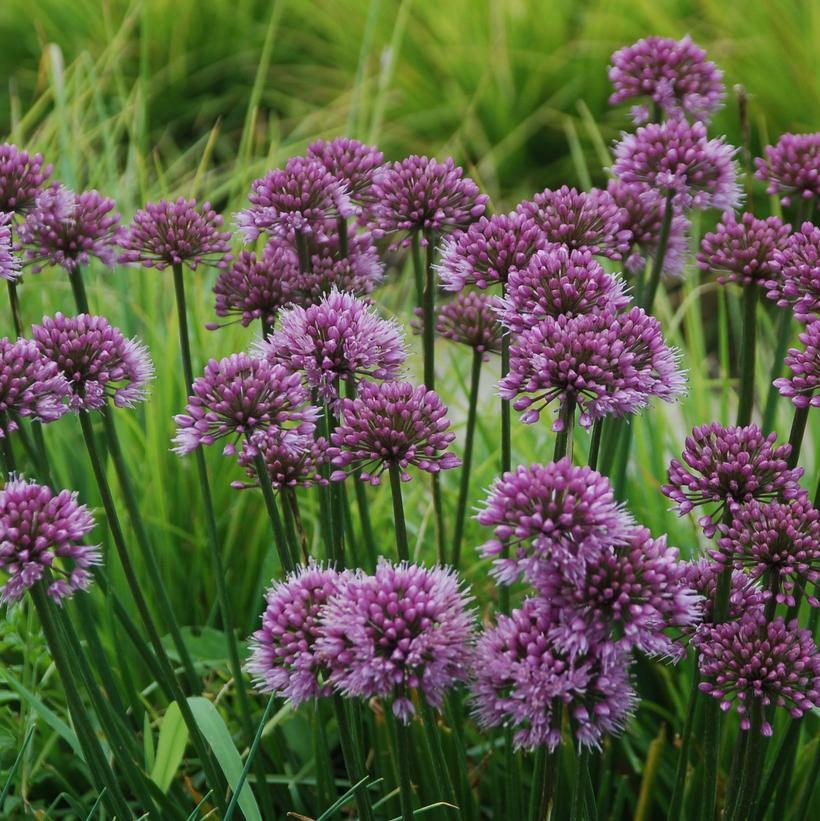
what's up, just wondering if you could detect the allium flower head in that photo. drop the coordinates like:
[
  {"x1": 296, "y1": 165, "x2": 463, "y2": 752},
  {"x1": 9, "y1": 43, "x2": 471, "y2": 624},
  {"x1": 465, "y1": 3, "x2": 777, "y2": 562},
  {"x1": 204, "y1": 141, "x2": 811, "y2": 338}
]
[
  {"x1": 697, "y1": 211, "x2": 791, "y2": 286},
  {"x1": 0, "y1": 144, "x2": 52, "y2": 214},
  {"x1": 316, "y1": 560, "x2": 475, "y2": 721},
  {"x1": 516, "y1": 186, "x2": 632, "y2": 260},
  {"x1": 328, "y1": 381, "x2": 460, "y2": 484},
  {"x1": 662, "y1": 423, "x2": 804, "y2": 537},
  {"x1": 436, "y1": 291, "x2": 504, "y2": 357},
  {"x1": 370, "y1": 155, "x2": 487, "y2": 249},
  {"x1": 608, "y1": 35, "x2": 725, "y2": 124},
  {"x1": 774, "y1": 320, "x2": 820, "y2": 408},
  {"x1": 767, "y1": 222, "x2": 820, "y2": 323},
  {"x1": 698, "y1": 614, "x2": 820, "y2": 735},
  {"x1": 754, "y1": 132, "x2": 820, "y2": 207},
  {"x1": 470, "y1": 598, "x2": 637, "y2": 751},
  {"x1": 173, "y1": 353, "x2": 318, "y2": 456},
  {"x1": 500, "y1": 307, "x2": 685, "y2": 429},
  {"x1": 613, "y1": 119, "x2": 741, "y2": 212},
  {"x1": 476, "y1": 459, "x2": 634, "y2": 585},
  {"x1": 306, "y1": 137, "x2": 385, "y2": 201},
  {"x1": 18, "y1": 187, "x2": 122, "y2": 273},
  {"x1": 535, "y1": 527, "x2": 701, "y2": 661},
  {"x1": 248, "y1": 563, "x2": 345, "y2": 705},
  {"x1": 0, "y1": 478, "x2": 100, "y2": 604},
  {"x1": 437, "y1": 211, "x2": 545, "y2": 291},
  {"x1": 120, "y1": 198, "x2": 230, "y2": 270},
  {"x1": 32, "y1": 313, "x2": 154, "y2": 412},
  {"x1": 682, "y1": 559, "x2": 764, "y2": 631},
  {"x1": 500, "y1": 245, "x2": 630, "y2": 335},
  {"x1": 0, "y1": 213, "x2": 20, "y2": 282},
  {"x1": 259, "y1": 289, "x2": 406, "y2": 406},
  {"x1": 236, "y1": 155, "x2": 355, "y2": 242},
  {"x1": 607, "y1": 179, "x2": 689, "y2": 278},
  {"x1": 716, "y1": 496, "x2": 820, "y2": 608},
  {"x1": 234, "y1": 430, "x2": 328, "y2": 491},
  {"x1": 0, "y1": 337, "x2": 69, "y2": 437},
  {"x1": 212, "y1": 242, "x2": 297, "y2": 329}
]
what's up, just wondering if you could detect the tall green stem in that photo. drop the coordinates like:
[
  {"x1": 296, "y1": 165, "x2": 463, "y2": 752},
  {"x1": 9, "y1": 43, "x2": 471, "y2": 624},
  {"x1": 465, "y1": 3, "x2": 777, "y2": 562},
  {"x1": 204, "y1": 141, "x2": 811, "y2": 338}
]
[
  {"x1": 666, "y1": 669, "x2": 701, "y2": 821},
  {"x1": 452, "y1": 349, "x2": 482, "y2": 568},
  {"x1": 640, "y1": 192, "x2": 674, "y2": 314},
  {"x1": 761, "y1": 310, "x2": 791, "y2": 434},
  {"x1": 553, "y1": 397, "x2": 576, "y2": 463},
  {"x1": 736, "y1": 282, "x2": 759, "y2": 427},
  {"x1": 587, "y1": 419, "x2": 603, "y2": 471},
  {"x1": 410, "y1": 232, "x2": 424, "y2": 308},
  {"x1": 68, "y1": 265, "x2": 90, "y2": 313},
  {"x1": 394, "y1": 716, "x2": 416, "y2": 821},
  {"x1": 499, "y1": 322, "x2": 512, "y2": 616},
  {"x1": 419, "y1": 698, "x2": 459, "y2": 811},
  {"x1": 7, "y1": 280, "x2": 23, "y2": 337},
  {"x1": 0, "y1": 413, "x2": 16, "y2": 474},
  {"x1": 331, "y1": 695, "x2": 375, "y2": 821},
  {"x1": 251, "y1": 447, "x2": 295, "y2": 573},
  {"x1": 786, "y1": 403, "x2": 810, "y2": 469},
  {"x1": 345, "y1": 378, "x2": 377, "y2": 568},
  {"x1": 389, "y1": 462, "x2": 410, "y2": 562},
  {"x1": 727, "y1": 705, "x2": 765, "y2": 821}
]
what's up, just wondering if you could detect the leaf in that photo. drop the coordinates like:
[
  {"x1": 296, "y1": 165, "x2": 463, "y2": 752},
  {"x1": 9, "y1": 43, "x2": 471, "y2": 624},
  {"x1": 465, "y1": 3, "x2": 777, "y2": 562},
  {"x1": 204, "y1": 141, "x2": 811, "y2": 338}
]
[
  {"x1": 161, "y1": 627, "x2": 233, "y2": 666},
  {"x1": 143, "y1": 711, "x2": 156, "y2": 773},
  {"x1": 149, "y1": 702, "x2": 189, "y2": 793},
  {"x1": 187, "y1": 697, "x2": 262, "y2": 821},
  {"x1": 0, "y1": 726, "x2": 35, "y2": 811}
]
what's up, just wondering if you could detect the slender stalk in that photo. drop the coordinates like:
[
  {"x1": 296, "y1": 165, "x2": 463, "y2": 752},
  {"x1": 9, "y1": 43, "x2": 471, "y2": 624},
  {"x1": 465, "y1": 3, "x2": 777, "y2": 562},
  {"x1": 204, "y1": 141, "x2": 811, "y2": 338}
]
[
  {"x1": 261, "y1": 317, "x2": 273, "y2": 340},
  {"x1": 422, "y1": 231, "x2": 437, "y2": 390},
  {"x1": 7, "y1": 280, "x2": 24, "y2": 337},
  {"x1": 761, "y1": 310, "x2": 791, "y2": 434},
  {"x1": 388, "y1": 462, "x2": 410, "y2": 562},
  {"x1": 570, "y1": 749, "x2": 590, "y2": 821},
  {"x1": 251, "y1": 447, "x2": 295, "y2": 573},
  {"x1": 499, "y1": 322, "x2": 512, "y2": 615},
  {"x1": 0, "y1": 414, "x2": 16, "y2": 474},
  {"x1": 444, "y1": 693, "x2": 475, "y2": 820},
  {"x1": 727, "y1": 705, "x2": 765, "y2": 821},
  {"x1": 795, "y1": 739, "x2": 820, "y2": 821},
  {"x1": 419, "y1": 698, "x2": 459, "y2": 810},
  {"x1": 394, "y1": 715, "x2": 416, "y2": 821},
  {"x1": 67, "y1": 265, "x2": 90, "y2": 314},
  {"x1": 736, "y1": 282, "x2": 759, "y2": 427},
  {"x1": 410, "y1": 231, "x2": 424, "y2": 308},
  {"x1": 281, "y1": 486, "x2": 307, "y2": 567},
  {"x1": 640, "y1": 192, "x2": 674, "y2": 314},
  {"x1": 667, "y1": 669, "x2": 700, "y2": 821},
  {"x1": 295, "y1": 229, "x2": 312, "y2": 274},
  {"x1": 527, "y1": 746, "x2": 547, "y2": 821},
  {"x1": 337, "y1": 216, "x2": 349, "y2": 258},
  {"x1": 452, "y1": 349, "x2": 482, "y2": 568},
  {"x1": 786, "y1": 403, "x2": 810, "y2": 469},
  {"x1": 587, "y1": 419, "x2": 603, "y2": 471},
  {"x1": 553, "y1": 397, "x2": 576, "y2": 463}
]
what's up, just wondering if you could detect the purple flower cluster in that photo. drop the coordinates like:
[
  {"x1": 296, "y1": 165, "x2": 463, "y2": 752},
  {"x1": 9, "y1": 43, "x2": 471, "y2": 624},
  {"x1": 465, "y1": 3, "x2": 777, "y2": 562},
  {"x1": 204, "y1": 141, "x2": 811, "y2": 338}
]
[
  {"x1": 328, "y1": 381, "x2": 460, "y2": 484},
  {"x1": 754, "y1": 132, "x2": 820, "y2": 207},
  {"x1": 608, "y1": 35, "x2": 725, "y2": 124},
  {"x1": 767, "y1": 222, "x2": 820, "y2": 323},
  {"x1": 306, "y1": 137, "x2": 384, "y2": 202},
  {"x1": 234, "y1": 430, "x2": 328, "y2": 491},
  {"x1": 682, "y1": 559, "x2": 764, "y2": 630},
  {"x1": 120, "y1": 198, "x2": 231, "y2": 270},
  {"x1": 0, "y1": 213, "x2": 20, "y2": 282},
  {"x1": 173, "y1": 353, "x2": 318, "y2": 456},
  {"x1": 436, "y1": 291, "x2": 504, "y2": 357},
  {"x1": 0, "y1": 144, "x2": 52, "y2": 214},
  {"x1": 774, "y1": 319, "x2": 820, "y2": 408},
  {"x1": 32, "y1": 313, "x2": 154, "y2": 412},
  {"x1": 0, "y1": 478, "x2": 100, "y2": 604},
  {"x1": 370, "y1": 155, "x2": 487, "y2": 249}
]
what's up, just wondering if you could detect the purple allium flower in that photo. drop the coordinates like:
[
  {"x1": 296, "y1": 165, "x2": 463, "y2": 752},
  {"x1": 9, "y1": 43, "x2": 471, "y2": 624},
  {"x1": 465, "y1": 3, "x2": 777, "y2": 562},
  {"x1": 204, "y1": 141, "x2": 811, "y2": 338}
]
[
  {"x1": 767, "y1": 222, "x2": 820, "y2": 323},
  {"x1": 612, "y1": 119, "x2": 741, "y2": 212},
  {"x1": 516, "y1": 186, "x2": 632, "y2": 260},
  {"x1": 662, "y1": 423, "x2": 804, "y2": 538},
  {"x1": 608, "y1": 35, "x2": 725, "y2": 124},
  {"x1": 247, "y1": 563, "x2": 345, "y2": 705},
  {"x1": 682, "y1": 559, "x2": 765, "y2": 630},
  {"x1": 697, "y1": 614, "x2": 820, "y2": 735},
  {"x1": 316, "y1": 560, "x2": 475, "y2": 721},
  {"x1": 476, "y1": 459, "x2": 634, "y2": 585},
  {"x1": 754, "y1": 132, "x2": 820, "y2": 207},
  {"x1": 370, "y1": 155, "x2": 487, "y2": 250},
  {"x1": 212, "y1": 243, "x2": 297, "y2": 329},
  {"x1": 17, "y1": 187, "x2": 122, "y2": 273},
  {"x1": 715, "y1": 496, "x2": 820, "y2": 608},
  {"x1": 236, "y1": 156, "x2": 355, "y2": 243},
  {"x1": 172, "y1": 353, "x2": 318, "y2": 456},
  {"x1": 234, "y1": 430, "x2": 328, "y2": 491},
  {"x1": 0, "y1": 144, "x2": 52, "y2": 214},
  {"x1": 0, "y1": 213, "x2": 20, "y2": 282},
  {"x1": 470, "y1": 598, "x2": 637, "y2": 751},
  {"x1": 328, "y1": 381, "x2": 460, "y2": 484},
  {"x1": 0, "y1": 478, "x2": 100, "y2": 604},
  {"x1": 258, "y1": 289, "x2": 406, "y2": 407},
  {"x1": 32, "y1": 313, "x2": 154, "y2": 412},
  {"x1": 306, "y1": 137, "x2": 385, "y2": 202},
  {"x1": 500, "y1": 307, "x2": 685, "y2": 429},
  {"x1": 437, "y1": 211, "x2": 545, "y2": 291},
  {"x1": 774, "y1": 320, "x2": 820, "y2": 408},
  {"x1": 0, "y1": 337, "x2": 69, "y2": 437},
  {"x1": 696, "y1": 211, "x2": 791, "y2": 286},
  {"x1": 119, "y1": 198, "x2": 231, "y2": 270},
  {"x1": 436, "y1": 291, "x2": 504, "y2": 357},
  {"x1": 535, "y1": 526, "x2": 701, "y2": 661},
  {"x1": 607, "y1": 179, "x2": 689, "y2": 278},
  {"x1": 499, "y1": 246, "x2": 630, "y2": 335}
]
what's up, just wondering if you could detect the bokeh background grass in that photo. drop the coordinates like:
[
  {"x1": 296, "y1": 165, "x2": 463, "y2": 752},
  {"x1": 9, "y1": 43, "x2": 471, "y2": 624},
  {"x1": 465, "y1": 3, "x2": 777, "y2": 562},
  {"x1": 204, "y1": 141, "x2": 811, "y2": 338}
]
[{"x1": 1, "y1": 1, "x2": 819, "y2": 818}]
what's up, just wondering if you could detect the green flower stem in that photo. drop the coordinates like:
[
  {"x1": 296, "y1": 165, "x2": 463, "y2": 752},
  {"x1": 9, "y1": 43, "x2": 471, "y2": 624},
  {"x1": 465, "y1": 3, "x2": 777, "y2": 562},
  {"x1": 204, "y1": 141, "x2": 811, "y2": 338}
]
[
  {"x1": 295, "y1": 229, "x2": 312, "y2": 274},
  {"x1": 332, "y1": 696, "x2": 374, "y2": 821},
  {"x1": 553, "y1": 396, "x2": 576, "y2": 463},
  {"x1": 444, "y1": 692, "x2": 475, "y2": 820},
  {"x1": 452, "y1": 349, "x2": 483, "y2": 568},
  {"x1": 500, "y1": 319, "x2": 512, "y2": 616},
  {"x1": 666, "y1": 668, "x2": 701, "y2": 821},
  {"x1": 570, "y1": 749, "x2": 590, "y2": 821},
  {"x1": 388, "y1": 462, "x2": 410, "y2": 562},
  {"x1": 337, "y1": 216, "x2": 349, "y2": 258},
  {"x1": 419, "y1": 697, "x2": 459, "y2": 811},
  {"x1": 325, "y1": 400, "x2": 347, "y2": 567},
  {"x1": 527, "y1": 745, "x2": 547, "y2": 821},
  {"x1": 261, "y1": 317, "x2": 273, "y2": 340},
  {"x1": 761, "y1": 310, "x2": 792, "y2": 434},
  {"x1": 587, "y1": 418, "x2": 603, "y2": 471},
  {"x1": 251, "y1": 446, "x2": 295, "y2": 574},
  {"x1": 68, "y1": 264, "x2": 91, "y2": 313},
  {"x1": 736, "y1": 282, "x2": 759, "y2": 427},
  {"x1": 30, "y1": 583, "x2": 132, "y2": 821},
  {"x1": 613, "y1": 422, "x2": 634, "y2": 501},
  {"x1": 786, "y1": 403, "x2": 810, "y2": 469},
  {"x1": 410, "y1": 231, "x2": 425, "y2": 308},
  {"x1": 0, "y1": 413, "x2": 16, "y2": 474},
  {"x1": 281, "y1": 486, "x2": 307, "y2": 566},
  {"x1": 394, "y1": 713, "x2": 416, "y2": 821},
  {"x1": 640, "y1": 191, "x2": 674, "y2": 315},
  {"x1": 7, "y1": 280, "x2": 24, "y2": 338},
  {"x1": 727, "y1": 704, "x2": 765, "y2": 821}
]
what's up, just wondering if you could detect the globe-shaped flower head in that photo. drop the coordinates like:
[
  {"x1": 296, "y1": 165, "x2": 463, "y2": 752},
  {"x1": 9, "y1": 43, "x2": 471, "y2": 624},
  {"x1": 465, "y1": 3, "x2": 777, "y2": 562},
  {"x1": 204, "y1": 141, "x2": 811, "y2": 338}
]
[
  {"x1": 370, "y1": 155, "x2": 487, "y2": 249},
  {"x1": 754, "y1": 132, "x2": 820, "y2": 207},
  {"x1": 18, "y1": 187, "x2": 123, "y2": 273},
  {"x1": 0, "y1": 214, "x2": 20, "y2": 282},
  {"x1": 613, "y1": 119, "x2": 741, "y2": 212},
  {"x1": 773, "y1": 319, "x2": 820, "y2": 408},
  {"x1": 0, "y1": 143, "x2": 52, "y2": 214},
  {"x1": 608, "y1": 35, "x2": 725, "y2": 124},
  {"x1": 119, "y1": 198, "x2": 231, "y2": 270},
  {"x1": 248, "y1": 563, "x2": 345, "y2": 705},
  {"x1": 234, "y1": 430, "x2": 328, "y2": 492},
  {"x1": 316, "y1": 560, "x2": 475, "y2": 721},
  {"x1": 436, "y1": 291, "x2": 504, "y2": 357},
  {"x1": 306, "y1": 137, "x2": 385, "y2": 202},
  {"x1": 767, "y1": 222, "x2": 820, "y2": 323},
  {"x1": 328, "y1": 381, "x2": 460, "y2": 484},
  {"x1": 0, "y1": 337, "x2": 70, "y2": 437},
  {"x1": 697, "y1": 614, "x2": 820, "y2": 735},
  {"x1": 32, "y1": 313, "x2": 154, "y2": 412},
  {"x1": 662, "y1": 423, "x2": 804, "y2": 537},
  {"x1": 0, "y1": 479, "x2": 101, "y2": 604},
  {"x1": 173, "y1": 353, "x2": 319, "y2": 456}
]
